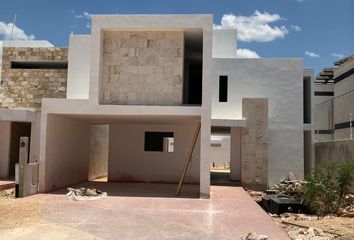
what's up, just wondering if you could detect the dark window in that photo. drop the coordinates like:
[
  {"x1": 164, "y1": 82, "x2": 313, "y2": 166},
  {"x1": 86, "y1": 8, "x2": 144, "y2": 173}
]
[
  {"x1": 210, "y1": 143, "x2": 222, "y2": 147},
  {"x1": 303, "y1": 77, "x2": 311, "y2": 124},
  {"x1": 11, "y1": 61, "x2": 68, "y2": 69},
  {"x1": 314, "y1": 91, "x2": 334, "y2": 96},
  {"x1": 219, "y1": 75, "x2": 228, "y2": 102},
  {"x1": 144, "y1": 132, "x2": 174, "y2": 152}
]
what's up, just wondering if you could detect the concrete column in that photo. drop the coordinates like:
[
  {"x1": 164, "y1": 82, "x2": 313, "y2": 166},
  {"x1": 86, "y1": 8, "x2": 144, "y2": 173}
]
[
  {"x1": 230, "y1": 127, "x2": 241, "y2": 181},
  {"x1": 29, "y1": 112, "x2": 41, "y2": 164},
  {"x1": 241, "y1": 98, "x2": 268, "y2": 190},
  {"x1": 200, "y1": 116, "x2": 211, "y2": 198}
]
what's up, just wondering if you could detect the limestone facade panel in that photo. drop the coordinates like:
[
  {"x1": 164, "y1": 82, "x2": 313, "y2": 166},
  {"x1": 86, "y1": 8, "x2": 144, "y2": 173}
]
[
  {"x1": 101, "y1": 30, "x2": 184, "y2": 105},
  {"x1": 0, "y1": 47, "x2": 68, "y2": 110}
]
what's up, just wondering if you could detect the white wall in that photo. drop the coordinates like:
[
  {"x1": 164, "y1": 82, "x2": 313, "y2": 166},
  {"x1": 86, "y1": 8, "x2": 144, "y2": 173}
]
[
  {"x1": 44, "y1": 115, "x2": 90, "y2": 192},
  {"x1": 0, "y1": 122, "x2": 11, "y2": 178},
  {"x1": 108, "y1": 122, "x2": 200, "y2": 183},
  {"x1": 67, "y1": 35, "x2": 90, "y2": 99},
  {"x1": 212, "y1": 29, "x2": 237, "y2": 58},
  {"x1": 210, "y1": 134, "x2": 230, "y2": 166},
  {"x1": 212, "y1": 58, "x2": 304, "y2": 185}
]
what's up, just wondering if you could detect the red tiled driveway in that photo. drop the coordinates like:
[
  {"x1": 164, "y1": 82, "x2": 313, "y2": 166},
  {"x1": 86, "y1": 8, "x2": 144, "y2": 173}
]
[{"x1": 32, "y1": 183, "x2": 290, "y2": 239}]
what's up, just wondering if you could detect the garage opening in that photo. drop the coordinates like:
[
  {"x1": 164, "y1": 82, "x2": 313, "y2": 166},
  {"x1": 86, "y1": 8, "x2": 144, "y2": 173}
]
[{"x1": 44, "y1": 115, "x2": 200, "y2": 197}]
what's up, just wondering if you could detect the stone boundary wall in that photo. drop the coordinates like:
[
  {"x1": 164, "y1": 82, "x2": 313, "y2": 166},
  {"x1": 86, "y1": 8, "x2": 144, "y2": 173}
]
[{"x1": 0, "y1": 47, "x2": 68, "y2": 110}]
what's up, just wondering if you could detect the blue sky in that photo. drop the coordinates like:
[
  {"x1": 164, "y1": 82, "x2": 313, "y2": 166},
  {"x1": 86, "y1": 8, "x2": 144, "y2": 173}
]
[{"x1": 0, "y1": 0, "x2": 353, "y2": 74}]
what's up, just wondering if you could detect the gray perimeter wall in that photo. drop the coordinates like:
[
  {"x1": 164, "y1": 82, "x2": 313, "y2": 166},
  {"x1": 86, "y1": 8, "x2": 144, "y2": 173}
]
[{"x1": 316, "y1": 140, "x2": 354, "y2": 166}]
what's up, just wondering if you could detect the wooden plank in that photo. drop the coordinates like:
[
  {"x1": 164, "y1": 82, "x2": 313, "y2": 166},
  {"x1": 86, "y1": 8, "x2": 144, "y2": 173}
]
[{"x1": 176, "y1": 120, "x2": 201, "y2": 196}]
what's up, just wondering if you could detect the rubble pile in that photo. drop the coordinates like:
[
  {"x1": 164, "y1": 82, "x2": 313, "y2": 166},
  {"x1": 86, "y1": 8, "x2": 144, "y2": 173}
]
[
  {"x1": 66, "y1": 187, "x2": 107, "y2": 201},
  {"x1": 337, "y1": 195, "x2": 354, "y2": 217},
  {"x1": 267, "y1": 172, "x2": 305, "y2": 200},
  {"x1": 272, "y1": 213, "x2": 354, "y2": 239}
]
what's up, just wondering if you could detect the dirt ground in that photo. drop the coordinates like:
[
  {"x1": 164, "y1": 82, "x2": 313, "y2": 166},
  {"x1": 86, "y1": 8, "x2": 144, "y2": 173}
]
[
  {"x1": 0, "y1": 189, "x2": 102, "y2": 239},
  {"x1": 273, "y1": 214, "x2": 354, "y2": 239},
  {"x1": 0, "y1": 189, "x2": 41, "y2": 230}
]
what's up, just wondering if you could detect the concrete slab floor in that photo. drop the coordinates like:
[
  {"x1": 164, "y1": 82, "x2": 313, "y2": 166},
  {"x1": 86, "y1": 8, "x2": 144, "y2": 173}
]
[{"x1": 0, "y1": 183, "x2": 290, "y2": 240}]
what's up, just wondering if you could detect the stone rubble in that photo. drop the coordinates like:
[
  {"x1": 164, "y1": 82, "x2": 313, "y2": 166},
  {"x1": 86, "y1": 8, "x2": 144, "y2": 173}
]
[
  {"x1": 267, "y1": 172, "x2": 305, "y2": 200},
  {"x1": 245, "y1": 172, "x2": 354, "y2": 239},
  {"x1": 241, "y1": 232, "x2": 268, "y2": 240}
]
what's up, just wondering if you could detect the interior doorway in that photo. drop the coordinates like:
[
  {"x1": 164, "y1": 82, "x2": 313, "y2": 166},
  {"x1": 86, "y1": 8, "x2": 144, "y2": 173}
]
[
  {"x1": 9, "y1": 122, "x2": 31, "y2": 177},
  {"x1": 210, "y1": 126, "x2": 241, "y2": 186}
]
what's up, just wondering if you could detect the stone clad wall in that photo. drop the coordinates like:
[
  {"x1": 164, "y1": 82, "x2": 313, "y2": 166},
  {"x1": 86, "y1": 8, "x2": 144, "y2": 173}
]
[
  {"x1": 0, "y1": 47, "x2": 68, "y2": 110},
  {"x1": 101, "y1": 30, "x2": 184, "y2": 105}
]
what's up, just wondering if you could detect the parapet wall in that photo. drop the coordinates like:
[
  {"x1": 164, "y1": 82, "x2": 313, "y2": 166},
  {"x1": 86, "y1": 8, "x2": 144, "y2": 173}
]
[{"x1": 0, "y1": 47, "x2": 68, "y2": 110}]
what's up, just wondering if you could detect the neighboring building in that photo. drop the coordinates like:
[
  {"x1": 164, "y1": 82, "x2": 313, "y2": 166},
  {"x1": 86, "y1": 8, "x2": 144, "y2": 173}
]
[
  {"x1": 314, "y1": 55, "x2": 354, "y2": 142},
  {"x1": 314, "y1": 56, "x2": 354, "y2": 192},
  {"x1": 0, "y1": 14, "x2": 313, "y2": 197},
  {"x1": 0, "y1": 41, "x2": 67, "y2": 181}
]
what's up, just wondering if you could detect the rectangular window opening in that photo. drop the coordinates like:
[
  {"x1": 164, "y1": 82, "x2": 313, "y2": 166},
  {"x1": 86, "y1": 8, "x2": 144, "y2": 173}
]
[
  {"x1": 144, "y1": 132, "x2": 174, "y2": 152},
  {"x1": 11, "y1": 61, "x2": 68, "y2": 69},
  {"x1": 219, "y1": 75, "x2": 228, "y2": 102}
]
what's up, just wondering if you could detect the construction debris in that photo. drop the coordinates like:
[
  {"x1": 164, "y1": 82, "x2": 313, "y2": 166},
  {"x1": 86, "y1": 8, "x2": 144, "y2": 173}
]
[
  {"x1": 272, "y1": 213, "x2": 354, "y2": 239},
  {"x1": 0, "y1": 188, "x2": 15, "y2": 199},
  {"x1": 241, "y1": 232, "x2": 268, "y2": 240},
  {"x1": 66, "y1": 187, "x2": 107, "y2": 201},
  {"x1": 337, "y1": 194, "x2": 354, "y2": 218},
  {"x1": 267, "y1": 172, "x2": 305, "y2": 200},
  {"x1": 245, "y1": 172, "x2": 354, "y2": 239}
]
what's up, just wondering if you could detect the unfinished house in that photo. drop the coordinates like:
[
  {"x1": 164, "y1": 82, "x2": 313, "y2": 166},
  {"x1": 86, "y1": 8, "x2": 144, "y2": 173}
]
[
  {"x1": 314, "y1": 56, "x2": 354, "y2": 177},
  {"x1": 0, "y1": 14, "x2": 314, "y2": 197}
]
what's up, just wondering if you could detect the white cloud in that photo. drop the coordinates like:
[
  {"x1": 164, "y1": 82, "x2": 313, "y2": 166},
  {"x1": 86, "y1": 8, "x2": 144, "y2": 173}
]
[
  {"x1": 72, "y1": 10, "x2": 91, "y2": 20},
  {"x1": 290, "y1": 25, "x2": 302, "y2": 32},
  {"x1": 71, "y1": 10, "x2": 92, "y2": 30},
  {"x1": 305, "y1": 51, "x2": 320, "y2": 58},
  {"x1": 332, "y1": 53, "x2": 345, "y2": 58},
  {"x1": 0, "y1": 21, "x2": 35, "y2": 40},
  {"x1": 236, "y1": 48, "x2": 260, "y2": 58},
  {"x1": 215, "y1": 11, "x2": 289, "y2": 42}
]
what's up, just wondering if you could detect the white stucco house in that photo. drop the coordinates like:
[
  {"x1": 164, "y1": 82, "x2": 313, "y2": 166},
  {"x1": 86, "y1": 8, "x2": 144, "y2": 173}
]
[{"x1": 0, "y1": 14, "x2": 314, "y2": 197}]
